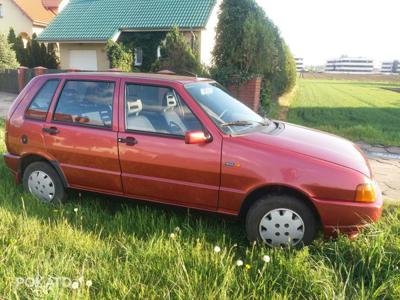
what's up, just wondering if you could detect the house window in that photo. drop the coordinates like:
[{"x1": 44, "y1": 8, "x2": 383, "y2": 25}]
[
  {"x1": 157, "y1": 46, "x2": 161, "y2": 59},
  {"x1": 135, "y1": 48, "x2": 143, "y2": 66},
  {"x1": 0, "y1": 4, "x2": 3, "y2": 18}
]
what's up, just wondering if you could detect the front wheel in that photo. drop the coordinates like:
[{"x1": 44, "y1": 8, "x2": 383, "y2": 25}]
[
  {"x1": 246, "y1": 194, "x2": 318, "y2": 247},
  {"x1": 23, "y1": 162, "x2": 66, "y2": 205}
]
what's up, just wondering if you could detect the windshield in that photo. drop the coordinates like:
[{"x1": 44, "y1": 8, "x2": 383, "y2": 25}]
[{"x1": 185, "y1": 82, "x2": 268, "y2": 134}]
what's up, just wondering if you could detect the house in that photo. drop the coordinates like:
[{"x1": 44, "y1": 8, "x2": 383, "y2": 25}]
[
  {"x1": 37, "y1": 0, "x2": 221, "y2": 71},
  {"x1": 0, "y1": 0, "x2": 68, "y2": 37},
  {"x1": 325, "y1": 57, "x2": 374, "y2": 74},
  {"x1": 381, "y1": 60, "x2": 400, "y2": 74}
]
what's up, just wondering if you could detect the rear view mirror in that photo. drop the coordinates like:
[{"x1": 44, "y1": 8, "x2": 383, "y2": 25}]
[{"x1": 185, "y1": 131, "x2": 212, "y2": 144}]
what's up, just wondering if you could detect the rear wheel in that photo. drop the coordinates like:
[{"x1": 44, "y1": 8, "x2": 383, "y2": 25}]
[
  {"x1": 246, "y1": 194, "x2": 318, "y2": 247},
  {"x1": 23, "y1": 162, "x2": 66, "y2": 205}
]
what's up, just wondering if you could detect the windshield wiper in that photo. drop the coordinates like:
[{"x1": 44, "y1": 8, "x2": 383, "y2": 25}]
[{"x1": 221, "y1": 120, "x2": 262, "y2": 127}]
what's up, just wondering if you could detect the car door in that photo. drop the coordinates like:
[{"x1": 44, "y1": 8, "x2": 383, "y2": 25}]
[
  {"x1": 43, "y1": 77, "x2": 123, "y2": 194},
  {"x1": 117, "y1": 80, "x2": 222, "y2": 210}
]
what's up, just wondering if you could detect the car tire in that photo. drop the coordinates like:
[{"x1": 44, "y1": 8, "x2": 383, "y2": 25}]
[
  {"x1": 246, "y1": 194, "x2": 318, "y2": 247},
  {"x1": 23, "y1": 161, "x2": 66, "y2": 205}
]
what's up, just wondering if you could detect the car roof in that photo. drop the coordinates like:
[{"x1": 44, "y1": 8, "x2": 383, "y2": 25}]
[{"x1": 40, "y1": 72, "x2": 214, "y2": 85}]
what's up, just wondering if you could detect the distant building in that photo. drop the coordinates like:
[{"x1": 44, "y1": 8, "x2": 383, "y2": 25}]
[
  {"x1": 381, "y1": 61, "x2": 400, "y2": 74},
  {"x1": 295, "y1": 57, "x2": 305, "y2": 72},
  {"x1": 325, "y1": 57, "x2": 374, "y2": 73}
]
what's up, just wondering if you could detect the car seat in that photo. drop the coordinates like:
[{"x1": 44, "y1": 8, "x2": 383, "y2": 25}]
[
  {"x1": 126, "y1": 99, "x2": 156, "y2": 132},
  {"x1": 162, "y1": 93, "x2": 187, "y2": 134}
]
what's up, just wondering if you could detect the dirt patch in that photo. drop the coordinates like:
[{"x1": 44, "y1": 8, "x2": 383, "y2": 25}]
[
  {"x1": 382, "y1": 87, "x2": 400, "y2": 93},
  {"x1": 277, "y1": 85, "x2": 298, "y2": 121},
  {"x1": 0, "y1": 92, "x2": 17, "y2": 119},
  {"x1": 303, "y1": 72, "x2": 400, "y2": 82},
  {"x1": 369, "y1": 158, "x2": 400, "y2": 202}
]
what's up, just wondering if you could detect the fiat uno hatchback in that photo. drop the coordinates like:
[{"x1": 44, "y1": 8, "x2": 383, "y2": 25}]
[{"x1": 3, "y1": 73, "x2": 383, "y2": 247}]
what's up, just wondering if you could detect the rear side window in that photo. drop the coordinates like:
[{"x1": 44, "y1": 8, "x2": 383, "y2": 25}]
[
  {"x1": 53, "y1": 81, "x2": 115, "y2": 128},
  {"x1": 25, "y1": 80, "x2": 60, "y2": 121}
]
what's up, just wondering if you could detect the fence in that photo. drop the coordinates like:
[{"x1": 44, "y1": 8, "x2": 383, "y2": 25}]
[
  {"x1": 0, "y1": 69, "x2": 19, "y2": 94},
  {"x1": 0, "y1": 67, "x2": 86, "y2": 94}
]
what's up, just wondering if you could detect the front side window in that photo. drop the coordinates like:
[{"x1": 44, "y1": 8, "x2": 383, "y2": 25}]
[
  {"x1": 0, "y1": 4, "x2": 3, "y2": 17},
  {"x1": 125, "y1": 84, "x2": 202, "y2": 136},
  {"x1": 25, "y1": 79, "x2": 60, "y2": 121},
  {"x1": 53, "y1": 81, "x2": 115, "y2": 128},
  {"x1": 185, "y1": 82, "x2": 269, "y2": 134}
]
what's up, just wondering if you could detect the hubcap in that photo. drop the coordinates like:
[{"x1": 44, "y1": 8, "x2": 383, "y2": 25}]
[
  {"x1": 259, "y1": 208, "x2": 305, "y2": 247},
  {"x1": 28, "y1": 170, "x2": 55, "y2": 202}
]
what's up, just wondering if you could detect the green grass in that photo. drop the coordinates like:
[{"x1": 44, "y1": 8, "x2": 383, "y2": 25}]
[
  {"x1": 0, "y1": 120, "x2": 399, "y2": 298},
  {"x1": 286, "y1": 79, "x2": 400, "y2": 146}
]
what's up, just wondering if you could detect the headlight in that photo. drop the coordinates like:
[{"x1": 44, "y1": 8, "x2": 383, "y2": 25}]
[{"x1": 355, "y1": 183, "x2": 376, "y2": 203}]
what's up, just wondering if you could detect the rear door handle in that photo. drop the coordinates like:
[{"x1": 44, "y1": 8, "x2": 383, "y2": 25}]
[
  {"x1": 118, "y1": 137, "x2": 138, "y2": 146},
  {"x1": 43, "y1": 127, "x2": 60, "y2": 135}
]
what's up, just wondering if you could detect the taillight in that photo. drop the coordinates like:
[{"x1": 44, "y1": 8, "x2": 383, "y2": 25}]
[{"x1": 355, "y1": 183, "x2": 376, "y2": 203}]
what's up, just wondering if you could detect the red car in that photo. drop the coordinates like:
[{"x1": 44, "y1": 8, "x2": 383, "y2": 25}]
[{"x1": 3, "y1": 73, "x2": 382, "y2": 247}]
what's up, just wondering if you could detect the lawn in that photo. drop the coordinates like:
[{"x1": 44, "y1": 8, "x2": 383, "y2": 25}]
[
  {"x1": 286, "y1": 79, "x2": 400, "y2": 146},
  {"x1": 0, "y1": 120, "x2": 400, "y2": 298}
]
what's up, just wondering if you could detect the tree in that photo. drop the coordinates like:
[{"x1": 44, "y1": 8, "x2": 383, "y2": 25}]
[
  {"x1": 212, "y1": 0, "x2": 296, "y2": 99},
  {"x1": 105, "y1": 40, "x2": 134, "y2": 72},
  {"x1": 7, "y1": 28, "x2": 17, "y2": 46},
  {"x1": 29, "y1": 33, "x2": 43, "y2": 67},
  {"x1": 14, "y1": 35, "x2": 29, "y2": 66},
  {"x1": 46, "y1": 43, "x2": 59, "y2": 69},
  {"x1": 0, "y1": 33, "x2": 19, "y2": 70},
  {"x1": 153, "y1": 26, "x2": 203, "y2": 75}
]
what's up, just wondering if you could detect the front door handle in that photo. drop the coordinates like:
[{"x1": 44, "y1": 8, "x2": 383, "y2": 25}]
[
  {"x1": 118, "y1": 136, "x2": 138, "y2": 146},
  {"x1": 43, "y1": 127, "x2": 60, "y2": 135}
]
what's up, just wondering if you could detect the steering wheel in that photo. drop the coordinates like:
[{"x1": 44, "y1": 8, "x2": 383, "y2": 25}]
[{"x1": 219, "y1": 109, "x2": 228, "y2": 119}]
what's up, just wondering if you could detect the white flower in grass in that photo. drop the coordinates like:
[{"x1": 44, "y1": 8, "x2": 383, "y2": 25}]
[
  {"x1": 174, "y1": 226, "x2": 181, "y2": 233},
  {"x1": 169, "y1": 233, "x2": 176, "y2": 239},
  {"x1": 263, "y1": 255, "x2": 271, "y2": 263},
  {"x1": 236, "y1": 259, "x2": 244, "y2": 267},
  {"x1": 86, "y1": 280, "x2": 93, "y2": 287},
  {"x1": 214, "y1": 246, "x2": 221, "y2": 253},
  {"x1": 74, "y1": 208, "x2": 78, "y2": 213},
  {"x1": 71, "y1": 281, "x2": 79, "y2": 290}
]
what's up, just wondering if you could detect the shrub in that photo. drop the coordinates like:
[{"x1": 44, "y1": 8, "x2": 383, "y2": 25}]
[
  {"x1": 152, "y1": 27, "x2": 204, "y2": 76},
  {"x1": 105, "y1": 40, "x2": 134, "y2": 72},
  {"x1": 0, "y1": 33, "x2": 19, "y2": 70}
]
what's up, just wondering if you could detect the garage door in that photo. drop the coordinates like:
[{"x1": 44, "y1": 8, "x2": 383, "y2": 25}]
[{"x1": 69, "y1": 50, "x2": 98, "y2": 71}]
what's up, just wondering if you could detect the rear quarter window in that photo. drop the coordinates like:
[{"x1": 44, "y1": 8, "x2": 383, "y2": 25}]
[{"x1": 25, "y1": 80, "x2": 60, "y2": 121}]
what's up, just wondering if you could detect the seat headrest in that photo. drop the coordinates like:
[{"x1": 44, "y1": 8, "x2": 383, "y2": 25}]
[
  {"x1": 127, "y1": 99, "x2": 143, "y2": 116},
  {"x1": 164, "y1": 93, "x2": 177, "y2": 111}
]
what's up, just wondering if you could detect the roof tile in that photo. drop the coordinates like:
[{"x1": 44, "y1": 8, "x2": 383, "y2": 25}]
[{"x1": 38, "y1": 0, "x2": 216, "y2": 41}]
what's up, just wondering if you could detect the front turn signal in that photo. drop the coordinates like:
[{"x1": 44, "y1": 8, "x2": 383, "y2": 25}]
[{"x1": 355, "y1": 183, "x2": 376, "y2": 203}]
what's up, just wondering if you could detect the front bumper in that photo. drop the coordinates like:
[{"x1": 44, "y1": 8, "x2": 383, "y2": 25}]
[
  {"x1": 312, "y1": 182, "x2": 383, "y2": 238},
  {"x1": 3, "y1": 153, "x2": 21, "y2": 184}
]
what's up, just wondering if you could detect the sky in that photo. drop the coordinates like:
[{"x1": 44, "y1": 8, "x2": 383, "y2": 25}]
[{"x1": 257, "y1": 0, "x2": 400, "y2": 66}]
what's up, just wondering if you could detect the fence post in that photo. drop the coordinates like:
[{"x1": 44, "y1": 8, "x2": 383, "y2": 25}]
[
  {"x1": 17, "y1": 66, "x2": 29, "y2": 93},
  {"x1": 33, "y1": 66, "x2": 48, "y2": 76}
]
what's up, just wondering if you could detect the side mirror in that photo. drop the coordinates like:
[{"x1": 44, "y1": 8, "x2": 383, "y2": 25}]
[{"x1": 185, "y1": 131, "x2": 212, "y2": 144}]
